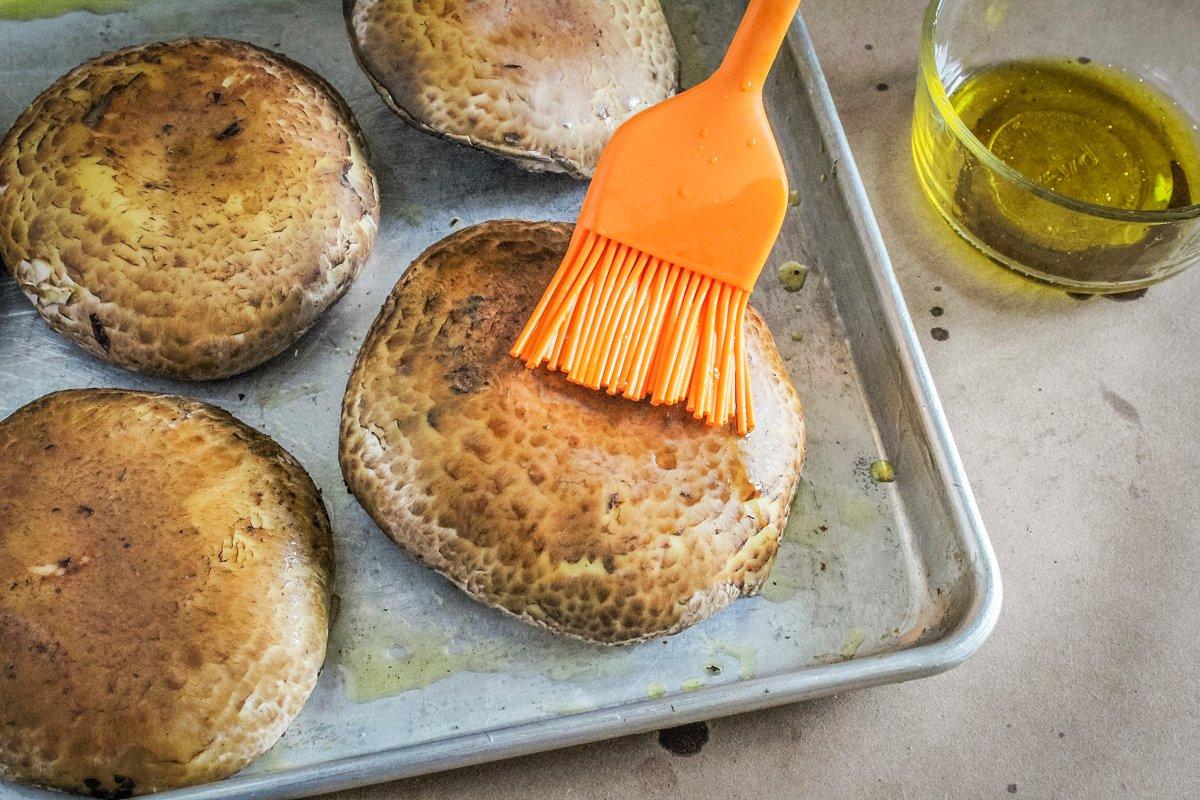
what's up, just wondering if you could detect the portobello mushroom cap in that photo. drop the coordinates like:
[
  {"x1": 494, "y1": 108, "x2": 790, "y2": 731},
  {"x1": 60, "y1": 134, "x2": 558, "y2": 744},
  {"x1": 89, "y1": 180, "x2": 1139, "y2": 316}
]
[
  {"x1": 0, "y1": 38, "x2": 379, "y2": 379},
  {"x1": 339, "y1": 221, "x2": 806, "y2": 645},
  {"x1": 0, "y1": 389, "x2": 334, "y2": 797},
  {"x1": 343, "y1": 0, "x2": 679, "y2": 178}
]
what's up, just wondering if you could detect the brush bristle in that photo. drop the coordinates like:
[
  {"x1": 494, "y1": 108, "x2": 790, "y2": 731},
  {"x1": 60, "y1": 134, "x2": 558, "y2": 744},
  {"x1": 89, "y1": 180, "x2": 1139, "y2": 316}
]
[{"x1": 511, "y1": 229, "x2": 755, "y2": 435}]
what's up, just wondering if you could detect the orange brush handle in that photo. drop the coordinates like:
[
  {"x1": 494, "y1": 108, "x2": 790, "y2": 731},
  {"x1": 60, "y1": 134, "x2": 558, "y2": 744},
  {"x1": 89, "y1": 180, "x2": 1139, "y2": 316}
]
[
  {"x1": 576, "y1": 0, "x2": 801, "y2": 292},
  {"x1": 719, "y1": 0, "x2": 805, "y2": 92}
]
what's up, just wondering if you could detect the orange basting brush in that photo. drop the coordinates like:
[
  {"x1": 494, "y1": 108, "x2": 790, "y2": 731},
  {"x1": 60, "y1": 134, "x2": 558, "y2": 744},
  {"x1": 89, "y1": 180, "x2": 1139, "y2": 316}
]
[{"x1": 511, "y1": 0, "x2": 802, "y2": 435}]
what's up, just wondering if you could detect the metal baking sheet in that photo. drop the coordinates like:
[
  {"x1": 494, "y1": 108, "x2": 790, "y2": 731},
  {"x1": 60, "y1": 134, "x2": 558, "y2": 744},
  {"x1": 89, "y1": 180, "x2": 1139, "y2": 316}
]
[{"x1": 0, "y1": 2, "x2": 1001, "y2": 798}]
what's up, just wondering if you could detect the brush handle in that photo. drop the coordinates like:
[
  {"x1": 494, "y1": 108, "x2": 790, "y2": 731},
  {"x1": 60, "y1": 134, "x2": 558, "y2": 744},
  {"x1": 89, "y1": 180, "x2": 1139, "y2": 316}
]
[{"x1": 717, "y1": 0, "x2": 804, "y2": 92}]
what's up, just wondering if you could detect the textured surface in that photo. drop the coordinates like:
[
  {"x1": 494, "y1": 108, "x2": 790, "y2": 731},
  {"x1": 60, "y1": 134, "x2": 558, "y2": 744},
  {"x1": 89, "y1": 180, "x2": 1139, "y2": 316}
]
[
  {"x1": 344, "y1": 0, "x2": 678, "y2": 178},
  {"x1": 0, "y1": 37, "x2": 379, "y2": 379},
  {"x1": 0, "y1": 389, "x2": 334, "y2": 797},
  {"x1": 325, "y1": 1, "x2": 1200, "y2": 798},
  {"x1": 340, "y1": 221, "x2": 805, "y2": 644}
]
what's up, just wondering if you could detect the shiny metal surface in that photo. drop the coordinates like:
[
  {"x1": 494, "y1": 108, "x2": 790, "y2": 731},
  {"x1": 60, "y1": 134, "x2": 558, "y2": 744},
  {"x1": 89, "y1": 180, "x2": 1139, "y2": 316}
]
[{"x1": 0, "y1": 2, "x2": 999, "y2": 798}]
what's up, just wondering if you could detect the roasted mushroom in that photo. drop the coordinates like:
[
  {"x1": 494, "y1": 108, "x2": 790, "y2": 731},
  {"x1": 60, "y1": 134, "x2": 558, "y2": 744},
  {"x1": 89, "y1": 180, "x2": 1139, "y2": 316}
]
[
  {"x1": 340, "y1": 221, "x2": 806, "y2": 645},
  {"x1": 0, "y1": 38, "x2": 379, "y2": 379},
  {"x1": 0, "y1": 389, "x2": 334, "y2": 796},
  {"x1": 344, "y1": 0, "x2": 679, "y2": 177}
]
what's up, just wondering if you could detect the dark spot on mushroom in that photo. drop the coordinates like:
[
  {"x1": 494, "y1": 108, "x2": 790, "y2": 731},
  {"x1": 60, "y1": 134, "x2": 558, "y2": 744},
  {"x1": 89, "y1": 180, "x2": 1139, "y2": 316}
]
[
  {"x1": 215, "y1": 120, "x2": 243, "y2": 140},
  {"x1": 1007, "y1": 784, "x2": 1018, "y2": 794},
  {"x1": 57, "y1": 557, "x2": 73, "y2": 569},
  {"x1": 237, "y1": 393, "x2": 245, "y2": 401},
  {"x1": 864, "y1": 43, "x2": 874, "y2": 50},
  {"x1": 931, "y1": 327, "x2": 949, "y2": 341},
  {"x1": 160, "y1": 123, "x2": 174, "y2": 134},
  {"x1": 93, "y1": 69, "x2": 150, "y2": 122},
  {"x1": 876, "y1": 82, "x2": 889, "y2": 91},
  {"x1": 445, "y1": 365, "x2": 485, "y2": 394},
  {"x1": 1104, "y1": 288, "x2": 1148, "y2": 302},
  {"x1": 658, "y1": 722, "x2": 709, "y2": 756},
  {"x1": 602, "y1": 554, "x2": 617, "y2": 574},
  {"x1": 207, "y1": 90, "x2": 223, "y2": 104},
  {"x1": 89, "y1": 313, "x2": 110, "y2": 351},
  {"x1": 81, "y1": 84, "x2": 123, "y2": 127},
  {"x1": 930, "y1": 306, "x2": 944, "y2": 317},
  {"x1": 606, "y1": 493, "x2": 619, "y2": 511},
  {"x1": 77, "y1": 505, "x2": 94, "y2": 517},
  {"x1": 1077, "y1": 56, "x2": 1091, "y2": 64},
  {"x1": 503, "y1": 63, "x2": 522, "y2": 69},
  {"x1": 426, "y1": 406, "x2": 442, "y2": 430},
  {"x1": 704, "y1": 663, "x2": 721, "y2": 675}
]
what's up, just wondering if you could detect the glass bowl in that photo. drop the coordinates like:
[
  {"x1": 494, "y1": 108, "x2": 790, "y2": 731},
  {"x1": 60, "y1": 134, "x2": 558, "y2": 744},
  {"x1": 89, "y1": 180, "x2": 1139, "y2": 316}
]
[{"x1": 912, "y1": 0, "x2": 1200, "y2": 292}]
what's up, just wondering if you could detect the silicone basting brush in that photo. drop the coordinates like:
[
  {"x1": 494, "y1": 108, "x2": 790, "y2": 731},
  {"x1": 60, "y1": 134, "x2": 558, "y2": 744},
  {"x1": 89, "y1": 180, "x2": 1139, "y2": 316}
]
[{"x1": 512, "y1": 0, "x2": 802, "y2": 434}]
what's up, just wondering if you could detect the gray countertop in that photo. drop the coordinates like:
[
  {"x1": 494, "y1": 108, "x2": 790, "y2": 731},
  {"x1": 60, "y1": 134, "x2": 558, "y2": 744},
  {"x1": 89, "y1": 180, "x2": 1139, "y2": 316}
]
[{"x1": 324, "y1": 2, "x2": 1199, "y2": 797}]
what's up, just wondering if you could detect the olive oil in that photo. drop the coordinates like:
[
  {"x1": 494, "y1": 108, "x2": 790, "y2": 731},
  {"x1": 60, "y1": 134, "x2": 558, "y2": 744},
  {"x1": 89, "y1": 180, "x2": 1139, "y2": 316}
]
[
  {"x1": 0, "y1": 0, "x2": 136, "y2": 19},
  {"x1": 955, "y1": 58, "x2": 1199, "y2": 211},
  {"x1": 915, "y1": 57, "x2": 1200, "y2": 286}
]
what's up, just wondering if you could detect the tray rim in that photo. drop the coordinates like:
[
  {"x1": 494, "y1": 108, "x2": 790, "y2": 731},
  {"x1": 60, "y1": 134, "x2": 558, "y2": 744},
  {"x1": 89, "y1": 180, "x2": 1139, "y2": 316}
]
[
  {"x1": 127, "y1": 14, "x2": 1001, "y2": 800},
  {"x1": 1, "y1": 12, "x2": 1001, "y2": 800}
]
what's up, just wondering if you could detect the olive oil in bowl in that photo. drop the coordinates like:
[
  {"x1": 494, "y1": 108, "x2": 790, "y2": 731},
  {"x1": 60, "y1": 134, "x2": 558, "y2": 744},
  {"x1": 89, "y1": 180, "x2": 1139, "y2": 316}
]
[{"x1": 914, "y1": 56, "x2": 1200, "y2": 289}]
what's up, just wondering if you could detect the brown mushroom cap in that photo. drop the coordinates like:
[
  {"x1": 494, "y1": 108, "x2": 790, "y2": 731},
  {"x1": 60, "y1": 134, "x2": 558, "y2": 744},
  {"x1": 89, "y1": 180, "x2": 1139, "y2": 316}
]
[
  {"x1": 339, "y1": 221, "x2": 805, "y2": 645},
  {"x1": 343, "y1": 0, "x2": 679, "y2": 178},
  {"x1": 0, "y1": 38, "x2": 379, "y2": 380},
  {"x1": 0, "y1": 389, "x2": 334, "y2": 797}
]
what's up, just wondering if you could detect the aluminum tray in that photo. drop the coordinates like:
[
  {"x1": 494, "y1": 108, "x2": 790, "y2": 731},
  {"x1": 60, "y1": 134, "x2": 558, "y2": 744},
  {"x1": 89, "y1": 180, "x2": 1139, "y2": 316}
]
[{"x1": 0, "y1": 2, "x2": 1001, "y2": 798}]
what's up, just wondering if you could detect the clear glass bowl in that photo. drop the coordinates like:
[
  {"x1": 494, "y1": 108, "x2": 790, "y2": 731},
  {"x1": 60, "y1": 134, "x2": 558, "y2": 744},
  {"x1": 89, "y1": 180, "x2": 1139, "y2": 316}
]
[{"x1": 912, "y1": 0, "x2": 1200, "y2": 292}]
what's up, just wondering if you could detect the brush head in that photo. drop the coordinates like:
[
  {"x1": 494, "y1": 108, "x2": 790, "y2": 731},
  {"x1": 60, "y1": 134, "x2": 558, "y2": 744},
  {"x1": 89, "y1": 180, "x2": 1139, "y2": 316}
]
[{"x1": 577, "y1": 72, "x2": 790, "y2": 291}]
